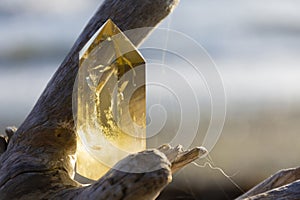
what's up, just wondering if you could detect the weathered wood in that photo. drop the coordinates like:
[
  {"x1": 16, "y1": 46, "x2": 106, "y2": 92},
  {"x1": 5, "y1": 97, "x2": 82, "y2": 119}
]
[
  {"x1": 3, "y1": 0, "x2": 300, "y2": 198},
  {"x1": 243, "y1": 180, "x2": 300, "y2": 200},
  {"x1": 53, "y1": 145, "x2": 204, "y2": 200},
  {"x1": 235, "y1": 167, "x2": 300, "y2": 200},
  {"x1": 158, "y1": 144, "x2": 207, "y2": 173},
  {"x1": 237, "y1": 167, "x2": 300, "y2": 199},
  {"x1": 0, "y1": 0, "x2": 196, "y2": 199},
  {"x1": 0, "y1": 137, "x2": 6, "y2": 154}
]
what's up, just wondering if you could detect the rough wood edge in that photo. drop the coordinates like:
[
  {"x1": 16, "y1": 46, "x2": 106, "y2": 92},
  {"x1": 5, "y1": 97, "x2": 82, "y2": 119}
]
[
  {"x1": 0, "y1": 0, "x2": 188, "y2": 199},
  {"x1": 55, "y1": 145, "x2": 204, "y2": 200},
  {"x1": 242, "y1": 180, "x2": 300, "y2": 200},
  {"x1": 237, "y1": 167, "x2": 300, "y2": 199}
]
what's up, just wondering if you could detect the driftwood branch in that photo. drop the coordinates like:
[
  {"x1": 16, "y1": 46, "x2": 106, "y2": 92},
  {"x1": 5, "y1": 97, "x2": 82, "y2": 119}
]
[
  {"x1": 237, "y1": 167, "x2": 300, "y2": 199},
  {"x1": 0, "y1": 0, "x2": 207, "y2": 199},
  {"x1": 54, "y1": 145, "x2": 204, "y2": 200},
  {"x1": 242, "y1": 180, "x2": 300, "y2": 200},
  {"x1": 4, "y1": 0, "x2": 299, "y2": 199}
]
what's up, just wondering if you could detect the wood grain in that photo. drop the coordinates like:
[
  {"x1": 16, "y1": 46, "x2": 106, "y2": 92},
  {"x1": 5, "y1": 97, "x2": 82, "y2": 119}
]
[{"x1": 0, "y1": 0, "x2": 187, "y2": 199}]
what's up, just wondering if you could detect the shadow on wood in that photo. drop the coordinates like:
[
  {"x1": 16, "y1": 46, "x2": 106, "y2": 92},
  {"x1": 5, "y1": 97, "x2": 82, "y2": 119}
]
[
  {"x1": 0, "y1": 0, "x2": 207, "y2": 199},
  {"x1": 2, "y1": 0, "x2": 298, "y2": 199}
]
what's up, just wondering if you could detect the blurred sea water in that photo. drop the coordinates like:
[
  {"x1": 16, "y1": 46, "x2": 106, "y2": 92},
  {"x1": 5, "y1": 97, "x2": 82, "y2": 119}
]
[
  {"x1": 1, "y1": 0, "x2": 300, "y2": 198},
  {"x1": 1, "y1": 0, "x2": 300, "y2": 128},
  {"x1": 1, "y1": 0, "x2": 300, "y2": 119}
]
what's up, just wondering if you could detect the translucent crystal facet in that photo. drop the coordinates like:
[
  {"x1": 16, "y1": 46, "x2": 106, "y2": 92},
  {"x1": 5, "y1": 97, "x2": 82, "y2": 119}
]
[{"x1": 75, "y1": 19, "x2": 146, "y2": 180}]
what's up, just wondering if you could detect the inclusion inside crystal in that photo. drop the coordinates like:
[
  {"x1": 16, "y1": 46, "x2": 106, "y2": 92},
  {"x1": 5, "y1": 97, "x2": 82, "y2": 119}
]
[{"x1": 75, "y1": 19, "x2": 146, "y2": 180}]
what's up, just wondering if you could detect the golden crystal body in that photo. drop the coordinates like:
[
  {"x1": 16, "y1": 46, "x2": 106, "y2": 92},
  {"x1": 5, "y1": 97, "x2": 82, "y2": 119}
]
[{"x1": 76, "y1": 19, "x2": 146, "y2": 180}]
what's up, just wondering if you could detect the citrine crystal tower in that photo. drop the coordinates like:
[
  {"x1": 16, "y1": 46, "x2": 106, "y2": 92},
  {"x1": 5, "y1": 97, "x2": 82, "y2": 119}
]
[{"x1": 76, "y1": 19, "x2": 146, "y2": 180}]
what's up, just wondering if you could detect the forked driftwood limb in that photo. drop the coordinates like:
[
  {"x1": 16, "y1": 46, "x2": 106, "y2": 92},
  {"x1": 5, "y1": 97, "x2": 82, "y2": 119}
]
[
  {"x1": 2, "y1": 0, "x2": 298, "y2": 199},
  {"x1": 0, "y1": 0, "x2": 207, "y2": 199}
]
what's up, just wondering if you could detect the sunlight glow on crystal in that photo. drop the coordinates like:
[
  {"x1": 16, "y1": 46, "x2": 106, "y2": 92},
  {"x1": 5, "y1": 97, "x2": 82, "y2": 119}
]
[{"x1": 76, "y1": 19, "x2": 146, "y2": 180}]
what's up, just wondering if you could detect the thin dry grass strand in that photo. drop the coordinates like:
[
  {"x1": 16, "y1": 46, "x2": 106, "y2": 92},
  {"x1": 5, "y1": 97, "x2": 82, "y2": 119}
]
[{"x1": 192, "y1": 155, "x2": 245, "y2": 194}]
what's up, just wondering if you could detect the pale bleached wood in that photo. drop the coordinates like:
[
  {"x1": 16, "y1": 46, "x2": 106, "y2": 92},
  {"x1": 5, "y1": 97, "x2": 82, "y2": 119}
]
[
  {"x1": 158, "y1": 144, "x2": 207, "y2": 173},
  {"x1": 0, "y1": 0, "x2": 187, "y2": 199},
  {"x1": 53, "y1": 146, "x2": 204, "y2": 200},
  {"x1": 3, "y1": 0, "x2": 300, "y2": 198}
]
